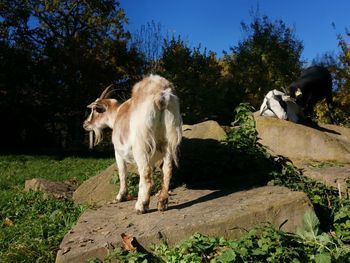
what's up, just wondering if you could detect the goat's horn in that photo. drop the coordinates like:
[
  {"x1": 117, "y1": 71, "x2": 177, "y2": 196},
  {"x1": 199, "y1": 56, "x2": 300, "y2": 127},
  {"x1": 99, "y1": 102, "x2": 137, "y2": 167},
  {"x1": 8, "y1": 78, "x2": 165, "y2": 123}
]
[
  {"x1": 99, "y1": 84, "x2": 114, "y2": 99},
  {"x1": 105, "y1": 88, "x2": 121, "y2": 99}
]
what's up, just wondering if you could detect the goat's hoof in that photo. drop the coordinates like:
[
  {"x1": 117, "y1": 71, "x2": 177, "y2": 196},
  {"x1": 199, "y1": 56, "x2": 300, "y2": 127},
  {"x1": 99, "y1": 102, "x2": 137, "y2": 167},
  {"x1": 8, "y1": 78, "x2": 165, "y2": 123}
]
[
  {"x1": 157, "y1": 199, "x2": 168, "y2": 212},
  {"x1": 135, "y1": 201, "x2": 149, "y2": 214},
  {"x1": 136, "y1": 209, "x2": 147, "y2": 215},
  {"x1": 116, "y1": 193, "x2": 128, "y2": 202}
]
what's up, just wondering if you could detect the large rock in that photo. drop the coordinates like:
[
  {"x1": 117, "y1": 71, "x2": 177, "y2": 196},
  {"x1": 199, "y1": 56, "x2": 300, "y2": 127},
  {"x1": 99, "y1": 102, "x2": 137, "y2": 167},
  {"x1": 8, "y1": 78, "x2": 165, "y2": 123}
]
[
  {"x1": 72, "y1": 164, "x2": 118, "y2": 205},
  {"x1": 24, "y1": 178, "x2": 77, "y2": 200},
  {"x1": 255, "y1": 115, "x2": 350, "y2": 163},
  {"x1": 182, "y1": 120, "x2": 226, "y2": 140},
  {"x1": 56, "y1": 186, "x2": 312, "y2": 263},
  {"x1": 73, "y1": 163, "x2": 138, "y2": 205}
]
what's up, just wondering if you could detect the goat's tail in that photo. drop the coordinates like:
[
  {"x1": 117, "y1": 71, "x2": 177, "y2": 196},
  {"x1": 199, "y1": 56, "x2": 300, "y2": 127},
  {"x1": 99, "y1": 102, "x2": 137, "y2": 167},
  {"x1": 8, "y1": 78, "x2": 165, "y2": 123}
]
[{"x1": 159, "y1": 87, "x2": 182, "y2": 166}]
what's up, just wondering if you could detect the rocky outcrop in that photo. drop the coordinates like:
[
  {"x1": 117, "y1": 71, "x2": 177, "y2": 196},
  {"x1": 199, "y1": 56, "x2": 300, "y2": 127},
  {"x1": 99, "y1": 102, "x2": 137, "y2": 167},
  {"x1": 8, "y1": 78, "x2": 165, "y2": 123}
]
[
  {"x1": 56, "y1": 186, "x2": 312, "y2": 263},
  {"x1": 72, "y1": 164, "x2": 118, "y2": 205},
  {"x1": 58, "y1": 118, "x2": 350, "y2": 263},
  {"x1": 255, "y1": 115, "x2": 350, "y2": 163},
  {"x1": 72, "y1": 163, "x2": 139, "y2": 206}
]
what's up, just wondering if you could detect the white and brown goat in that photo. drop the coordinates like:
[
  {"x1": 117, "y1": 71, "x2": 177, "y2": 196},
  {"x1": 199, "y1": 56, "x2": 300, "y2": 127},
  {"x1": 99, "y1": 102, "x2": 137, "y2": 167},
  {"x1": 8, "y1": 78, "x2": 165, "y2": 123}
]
[{"x1": 83, "y1": 75, "x2": 182, "y2": 213}]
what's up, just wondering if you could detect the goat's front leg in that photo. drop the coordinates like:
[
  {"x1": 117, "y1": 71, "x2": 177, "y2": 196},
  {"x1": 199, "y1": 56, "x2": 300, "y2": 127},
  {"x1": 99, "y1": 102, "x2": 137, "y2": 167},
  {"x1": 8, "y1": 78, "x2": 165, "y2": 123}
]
[
  {"x1": 135, "y1": 164, "x2": 152, "y2": 214},
  {"x1": 115, "y1": 153, "x2": 128, "y2": 202},
  {"x1": 157, "y1": 153, "x2": 172, "y2": 211}
]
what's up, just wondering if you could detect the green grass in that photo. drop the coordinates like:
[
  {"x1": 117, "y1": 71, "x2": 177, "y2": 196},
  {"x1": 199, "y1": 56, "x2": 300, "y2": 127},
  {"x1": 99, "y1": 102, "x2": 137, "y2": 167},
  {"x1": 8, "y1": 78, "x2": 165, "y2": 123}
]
[
  {"x1": 0, "y1": 154, "x2": 113, "y2": 262},
  {"x1": 0, "y1": 154, "x2": 114, "y2": 190}
]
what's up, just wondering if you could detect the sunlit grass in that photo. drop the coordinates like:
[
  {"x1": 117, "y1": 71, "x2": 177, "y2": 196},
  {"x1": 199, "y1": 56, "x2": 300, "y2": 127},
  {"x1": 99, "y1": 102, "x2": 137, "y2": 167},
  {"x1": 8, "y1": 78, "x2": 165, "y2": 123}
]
[{"x1": 0, "y1": 154, "x2": 113, "y2": 262}]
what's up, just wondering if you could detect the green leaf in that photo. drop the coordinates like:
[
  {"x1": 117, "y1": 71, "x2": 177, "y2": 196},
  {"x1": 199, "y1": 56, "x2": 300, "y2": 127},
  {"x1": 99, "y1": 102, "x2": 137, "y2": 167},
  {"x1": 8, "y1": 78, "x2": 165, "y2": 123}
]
[
  {"x1": 315, "y1": 253, "x2": 332, "y2": 263},
  {"x1": 215, "y1": 249, "x2": 236, "y2": 262},
  {"x1": 297, "y1": 210, "x2": 320, "y2": 239}
]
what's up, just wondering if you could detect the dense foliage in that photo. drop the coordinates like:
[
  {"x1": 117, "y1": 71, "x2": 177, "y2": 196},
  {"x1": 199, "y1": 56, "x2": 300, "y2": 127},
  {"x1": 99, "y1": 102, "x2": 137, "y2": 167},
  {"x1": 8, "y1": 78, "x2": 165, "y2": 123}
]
[
  {"x1": 223, "y1": 15, "x2": 303, "y2": 108},
  {"x1": 0, "y1": 0, "x2": 144, "y2": 149},
  {"x1": 159, "y1": 38, "x2": 226, "y2": 124}
]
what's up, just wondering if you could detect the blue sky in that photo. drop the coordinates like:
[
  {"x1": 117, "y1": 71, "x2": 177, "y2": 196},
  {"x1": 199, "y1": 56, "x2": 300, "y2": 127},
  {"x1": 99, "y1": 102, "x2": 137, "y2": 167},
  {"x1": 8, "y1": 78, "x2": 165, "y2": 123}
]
[{"x1": 120, "y1": 0, "x2": 350, "y2": 62}]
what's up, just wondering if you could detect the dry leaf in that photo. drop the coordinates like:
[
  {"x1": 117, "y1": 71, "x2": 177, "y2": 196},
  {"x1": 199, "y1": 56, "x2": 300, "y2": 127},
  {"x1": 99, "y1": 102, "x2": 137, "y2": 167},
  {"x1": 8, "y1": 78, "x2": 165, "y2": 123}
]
[
  {"x1": 121, "y1": 233, "x2": 136, "y2": 252},
  {"x1": 4, "y1": 217, "x2": 13, "y2": 226},
  {"x1": 121, "y1": 233, "x2": 152, "y2": 256}
]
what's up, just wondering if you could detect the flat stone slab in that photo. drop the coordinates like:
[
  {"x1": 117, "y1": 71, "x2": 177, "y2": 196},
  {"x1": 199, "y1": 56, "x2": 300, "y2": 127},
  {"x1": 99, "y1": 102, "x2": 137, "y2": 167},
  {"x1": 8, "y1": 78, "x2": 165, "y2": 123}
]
[
  {"x1": 56, "y1": 186, "x2": 312, "y2": 263},
  {"x1": 295, "y1": 162, "x2": 350, "y2": 194}
]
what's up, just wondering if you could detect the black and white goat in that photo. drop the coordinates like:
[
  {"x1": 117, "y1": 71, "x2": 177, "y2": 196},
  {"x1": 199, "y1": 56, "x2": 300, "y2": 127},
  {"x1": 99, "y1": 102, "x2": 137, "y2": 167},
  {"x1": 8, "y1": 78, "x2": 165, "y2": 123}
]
[{"x1": 260, "y1": 89, "x2": 303, "y2": 123}]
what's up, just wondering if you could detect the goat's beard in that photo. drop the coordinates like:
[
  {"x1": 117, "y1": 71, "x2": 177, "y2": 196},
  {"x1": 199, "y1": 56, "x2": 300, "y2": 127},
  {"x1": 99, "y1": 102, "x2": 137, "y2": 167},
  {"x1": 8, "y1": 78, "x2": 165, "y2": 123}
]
[{"x1": 89, "y1": 128, "x2": 103, "y2": 149}]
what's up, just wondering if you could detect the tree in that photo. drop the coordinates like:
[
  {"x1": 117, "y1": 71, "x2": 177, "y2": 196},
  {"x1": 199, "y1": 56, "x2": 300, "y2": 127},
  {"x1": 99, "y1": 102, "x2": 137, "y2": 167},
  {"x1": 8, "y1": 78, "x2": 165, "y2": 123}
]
[
  {"x1": 130, "y1": 20, "x2": 164, "y2": 73},
  {"x1": 223, "y1": 15, "x2": 304, "y2": 108},
  {"x1": 332, "y1": 30, "x2": 350, "y2": 126},
  {"x1": 0, "y1": 0, "x2": 144, "y2": 148},
  {"x1": 312, "y1": 30, "x2": 350, "y2": 126},
  {"x1": 159, "y1": 37, "x2": 238, "y2": 124}
]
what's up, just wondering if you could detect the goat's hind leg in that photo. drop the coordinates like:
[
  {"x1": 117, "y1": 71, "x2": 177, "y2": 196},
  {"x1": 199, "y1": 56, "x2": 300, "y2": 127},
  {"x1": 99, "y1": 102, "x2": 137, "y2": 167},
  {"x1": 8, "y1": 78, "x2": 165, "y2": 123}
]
[
  {"x1": 115, "y1": 153, "x2": 128, "y2": 202},
  {"x1": 157, "y1": 153, "x2": 172, "y2": 211},
  {"x1": 135, "y1": 164, "x2": 153, "y2": 214}
]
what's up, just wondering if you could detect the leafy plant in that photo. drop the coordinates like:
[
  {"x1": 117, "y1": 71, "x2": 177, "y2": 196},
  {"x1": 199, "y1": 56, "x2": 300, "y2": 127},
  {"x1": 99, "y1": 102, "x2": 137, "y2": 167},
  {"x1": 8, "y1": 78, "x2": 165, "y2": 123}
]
[
  {"x1": 225, "y1": 103, "x2": 259, "y2": 150},
  {"x1": 296, "y1": 210, "x2": 347, "y2": 262},
  {"x1": 333, "y1": 199, "x2": 350, "y2": 243}
]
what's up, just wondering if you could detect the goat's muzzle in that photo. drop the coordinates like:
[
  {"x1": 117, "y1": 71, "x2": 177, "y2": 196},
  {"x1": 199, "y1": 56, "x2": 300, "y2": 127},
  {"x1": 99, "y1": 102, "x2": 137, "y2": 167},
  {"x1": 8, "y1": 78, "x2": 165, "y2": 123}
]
[
  {"x1": 83, "y1": 121, "x2": 94, "y2": 149},
  {"x1": 83, "y1": 121, "x2": 91, "y2": 131}
]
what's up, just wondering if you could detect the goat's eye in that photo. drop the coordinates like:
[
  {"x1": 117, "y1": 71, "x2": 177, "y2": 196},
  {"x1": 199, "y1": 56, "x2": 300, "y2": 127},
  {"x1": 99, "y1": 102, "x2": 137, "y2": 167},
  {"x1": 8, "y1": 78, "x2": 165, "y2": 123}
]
[{"x1": 95, "y1": 107, "x2": 105, "y2": 113}]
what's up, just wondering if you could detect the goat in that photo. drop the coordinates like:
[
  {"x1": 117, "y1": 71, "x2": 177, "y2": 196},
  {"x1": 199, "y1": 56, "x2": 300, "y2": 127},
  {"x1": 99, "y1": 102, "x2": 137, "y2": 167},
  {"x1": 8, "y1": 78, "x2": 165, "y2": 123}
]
[
  {"x1": 260, "y1": 89, "x2": 303, "y2": 123},
  {"x1": 83, "y1": 75, "x2": 182, "y2": 214},
  {"x1": 289, "y1": 66, "x2": 337, "y2": 124}
]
